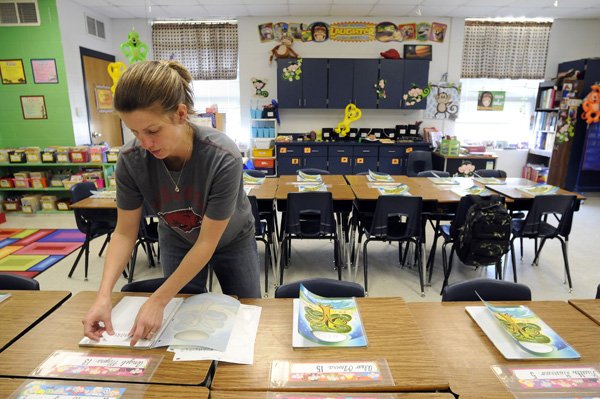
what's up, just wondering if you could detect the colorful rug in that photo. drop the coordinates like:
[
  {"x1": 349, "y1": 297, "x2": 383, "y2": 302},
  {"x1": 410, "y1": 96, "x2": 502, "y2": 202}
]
[{"x1": 0, "y1": 229, "x2": 85, "y2": 278}]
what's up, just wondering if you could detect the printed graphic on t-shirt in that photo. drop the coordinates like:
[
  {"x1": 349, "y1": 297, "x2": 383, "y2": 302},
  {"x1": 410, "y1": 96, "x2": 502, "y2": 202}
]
[{"x1": 158, "y1": 207, "x2": 202, "y2": 233}]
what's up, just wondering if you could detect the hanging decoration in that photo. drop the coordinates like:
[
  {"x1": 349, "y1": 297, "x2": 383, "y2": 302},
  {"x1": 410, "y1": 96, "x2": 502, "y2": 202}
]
[
  {"x1": 120, "y1": 29, "x2": 149, "y2": 63},
  {"x1": 374, "y1": 79, "x2": 387, "y2": 99},
  {"x1": 425, "y1": 82, "x2": 461, "y2": 120},
  {"x1": 107, "y1": 62, "x2": 127, "y2": 94},
  {"x1": 456, "y1": 160, "x2": 475, "y2": 177},
  {"x1": 257, "y1": 20, "x2": 446, "y2": 43},
  {"x1": 334, "y1": 103, "x2": 362, "y2": 137},
  {"x1": 281, "y1": 59, "x2": 302, "y2": 82},
  {"x1": 403, "y1": 84, "x2": 430, "y2": 107},
  {"x1": 269, "y1": 35, "x2": 299, "y2": 64},
  {"x1": 251, "y1": 78, "x2": 269, "y2": 97},
  {"x1": 581, "y1": 85, "x2": 600, "y2": 125}
]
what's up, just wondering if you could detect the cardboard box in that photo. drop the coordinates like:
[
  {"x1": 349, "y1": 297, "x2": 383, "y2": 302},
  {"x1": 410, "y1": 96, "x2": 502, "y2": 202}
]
[
  {"x1": 41, "y1": 195, "x2": 58, "y2": 211},
  {"x1": 21, "y1": 194, "x2": 42, "y2": 213}
]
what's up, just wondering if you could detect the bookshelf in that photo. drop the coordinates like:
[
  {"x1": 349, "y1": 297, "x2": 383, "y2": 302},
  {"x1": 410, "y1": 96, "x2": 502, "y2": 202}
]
[{"x1": 527, "y1": 81, "x2": 559, "y2": 178}]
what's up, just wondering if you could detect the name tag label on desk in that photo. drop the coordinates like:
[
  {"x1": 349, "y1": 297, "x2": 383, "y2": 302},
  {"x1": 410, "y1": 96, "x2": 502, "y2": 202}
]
[
  {"x1": 270, "y1": 359, "x2": 393, "y2": 388},
  {"x1": 492, "y1": 365, "x2": 600, "y2": 392},
  {"x1": 32, "y1": 350, "x2": 162, "y2": 382}
]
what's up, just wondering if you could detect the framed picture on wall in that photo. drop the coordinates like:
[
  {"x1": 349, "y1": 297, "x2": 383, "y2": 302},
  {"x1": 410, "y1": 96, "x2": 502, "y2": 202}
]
[
  {"x1": 20, "y1": 96, "x2": 48, "y2": 119},
  {"x1": 94, "y1": 85, "x2": 114, "y2": 113},
  {"x1": 403, "y1": 45, "x2": 432, "y2": 60},
  {"x1": 31, "y1": 59, "x2": 58, "y2": 84},
  {"x1": 0, "y1": 59, "x2": 26, "y2": 84}
]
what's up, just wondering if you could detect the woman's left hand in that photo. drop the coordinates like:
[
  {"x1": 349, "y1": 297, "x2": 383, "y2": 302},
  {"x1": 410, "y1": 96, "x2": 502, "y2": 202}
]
[{"x1": 129, "y1": 297, "x2": 166, "y2": 346}]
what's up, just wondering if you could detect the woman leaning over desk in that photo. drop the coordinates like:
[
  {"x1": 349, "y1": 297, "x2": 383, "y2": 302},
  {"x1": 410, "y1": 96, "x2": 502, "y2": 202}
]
[{"x1": 83, "y1": 60, "x2": 261, "y2": 346}]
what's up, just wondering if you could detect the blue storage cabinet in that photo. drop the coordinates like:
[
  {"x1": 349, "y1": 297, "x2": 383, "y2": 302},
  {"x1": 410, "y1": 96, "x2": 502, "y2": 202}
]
[
  {"x1": 378, "y1": 146, "x2": 406, "y2": 174},
  {"x1": 401, "y1": 60, "x2": 430, "y2": 110},
  {"x1": 328, "y1": 144, "x2": 354, "y2": 174},
  {"x1": 277, "y1": 58, "x2": 328, "y2": 109},
  {"x1": 353, "y1": 145, "x2": 378, "y2": 173},
  {"x1": 328, "y1": 59, "x2": 354, "y2": 109},
  {"x1": 378, "y1": 59, "x2": 405, "y2": 109}
]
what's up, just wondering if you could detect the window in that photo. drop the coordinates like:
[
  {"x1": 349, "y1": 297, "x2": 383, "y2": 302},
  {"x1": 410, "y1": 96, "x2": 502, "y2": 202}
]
[
  {"x1": 454, "y1": 78, "x2": 542, "y2": 146},
  {"x1": 192, "y1": 78, "x2": 241, "y2": 142}
]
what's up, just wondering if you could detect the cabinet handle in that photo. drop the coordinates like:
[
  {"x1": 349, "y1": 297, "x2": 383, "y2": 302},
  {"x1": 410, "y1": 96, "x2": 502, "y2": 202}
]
[
  {"x1": 336, "y1": 150, "x2": 345, "y2": 153},
  {"x1": 298, "y1": 98, "x2": 301, "y2": 107},
  {"x1": 304, "y1": 98, "x2": 306, "y2": 107},
  {"x1": 363, "y1": 150, "x2": 371, "y2": 153}
]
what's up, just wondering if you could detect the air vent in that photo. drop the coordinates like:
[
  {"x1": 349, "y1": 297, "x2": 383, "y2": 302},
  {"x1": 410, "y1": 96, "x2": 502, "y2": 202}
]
[
  {"x1": 86, "y1": 14, "x2": 105, "y2": 39},
  {"x1": 0, "y1": 0, "x2": 39, "y2": 26}
]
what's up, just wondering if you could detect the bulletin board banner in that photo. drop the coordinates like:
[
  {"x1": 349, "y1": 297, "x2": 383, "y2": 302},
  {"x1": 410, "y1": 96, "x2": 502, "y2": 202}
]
[{"x1": 329, "y1": 22, "x2": 376, "y2": 42}]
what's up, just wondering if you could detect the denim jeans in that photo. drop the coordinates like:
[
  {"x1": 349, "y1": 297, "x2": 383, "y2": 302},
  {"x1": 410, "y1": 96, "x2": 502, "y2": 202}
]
[{"x1": 159, "y1": 227, "x2": 261, "y2": 298}]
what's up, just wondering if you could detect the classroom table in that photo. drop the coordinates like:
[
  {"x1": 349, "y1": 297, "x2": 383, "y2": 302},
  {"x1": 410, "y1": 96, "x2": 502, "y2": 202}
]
[
  {"x1": 245, "y1": 177, "x2": 278, "y2": 200},
  {"x1": 0, "y1": 377, "x2": 209, "y2": 398},
  {"x1": 211, "y1": 392, "x2": 455, "y2": 399},
  {"x1": 0, "y1": 290, "x2": 71, "y2": 353},
  {"x1": 70, "y1": 197, "x2": 117, "y2": 209},
  {"x1": 569, "y1": 299, "x2": 600, "y2": 326},
  {"x1": 0, "y1": 292, "x2": 213, "y2": 386},
  {"x1": 211, "y1": 297, "x2": 450, "y2": 393},
  {"x1": 278, "y1": 175, "x2": 348, "y2": 185},
  {"x1": 408, "y1": 301, "x2": 600, "y2": 399}
]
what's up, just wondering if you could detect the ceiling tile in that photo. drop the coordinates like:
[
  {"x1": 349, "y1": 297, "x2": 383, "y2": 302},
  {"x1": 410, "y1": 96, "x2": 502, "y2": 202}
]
[
  {"x1": 246, "y1": 4, "x2": 290, "y2": 16},
  {"x1": 201, "y1": 4, "x2": 249, "y2": 16},
  {"x1": 157, "y1": 5, "x2": 211, "y2": 18},
  {"x1": 421, "y1": 0, "x2": 469, "y2": 6},
  {"x1": 87, "y1": 6, "x2": 136, "y2": 18},
  {"x1": 368, "y1": 5, "x2": 415, "y2": 16},
  {"x1": 151, "y1": 0, "x2": 203, "y2": 5},
  {"x1": 70, "y1": 0, "x2": 114, "y2": 6},
  {"x1": 418, "y1": 5, "x2": 459, "y2": 16},
  {"x1": 446, "y1": 6, "x2": 502, "y2": 17},
  {"x1": 463, "y1": 0, "x2": 516, "y2": 6},
  {"x1": 329, "y1": 5, "x2": 375, "y2": 16},
  {"x1": 289, "y1": 4, "x2": 331, "y2": 16},
  {"x1": 375, "y1": 0, "x2": 419, "y2": 5},
  {"x1": 332, "y1": 0, "x2": 378, "y2": 4}
]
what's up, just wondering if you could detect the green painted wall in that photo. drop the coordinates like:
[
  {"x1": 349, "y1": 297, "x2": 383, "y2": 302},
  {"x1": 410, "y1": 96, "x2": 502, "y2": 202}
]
[{"x1": 0, "y1": 0, "x2": 74, "y2": 148}]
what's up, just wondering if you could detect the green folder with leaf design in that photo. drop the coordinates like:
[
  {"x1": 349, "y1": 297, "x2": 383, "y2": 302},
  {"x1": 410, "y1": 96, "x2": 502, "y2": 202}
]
[{"x1": 292, "y1": 284, "x2": 367, "y2": 348}]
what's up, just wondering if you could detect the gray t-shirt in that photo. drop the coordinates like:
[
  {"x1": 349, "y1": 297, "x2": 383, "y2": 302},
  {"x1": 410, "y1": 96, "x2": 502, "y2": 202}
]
[{"x1": 115, "y1": 124, "x2": 253, "y2": 249}]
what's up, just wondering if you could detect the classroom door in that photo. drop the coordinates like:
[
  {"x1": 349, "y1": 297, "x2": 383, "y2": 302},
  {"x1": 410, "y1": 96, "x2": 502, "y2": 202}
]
[{"x1": 80, "y1": 47, "x2": 123, "y2": 146}]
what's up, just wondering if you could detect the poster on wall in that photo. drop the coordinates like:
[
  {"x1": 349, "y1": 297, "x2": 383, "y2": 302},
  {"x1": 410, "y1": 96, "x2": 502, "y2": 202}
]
[
  {"x1": 95, "y1": 86, "x2": 114, "y2": 113},
  {"x1": 403, "y1": 44, "x2": 432, "y2": 60},
  {"x1": 477, "y1": 91, "x2": 505, "y2": 111},
  {"x1": 425, "y1": 82, "x2": 461, "y2": 120},
  {"x1": 31, "y1": 59, "x2": 58, "y2": 84},
  {"x1": 0, "y1": 59, "x2": 26, "y2": 84},
  {"x1": 20, "y1": 96, "x2": 47, "y2": 119}
]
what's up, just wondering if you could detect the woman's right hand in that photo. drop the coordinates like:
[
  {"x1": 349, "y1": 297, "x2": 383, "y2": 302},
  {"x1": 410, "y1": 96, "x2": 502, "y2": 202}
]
[{"x1": 82, "y1": 295, "x2": 114, "y2": 341}]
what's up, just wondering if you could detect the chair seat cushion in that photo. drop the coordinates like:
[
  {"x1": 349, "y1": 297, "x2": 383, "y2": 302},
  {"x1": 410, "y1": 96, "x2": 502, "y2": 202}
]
[{"x1": 512, "y1": 219, "x2": 558, "y2": 238}]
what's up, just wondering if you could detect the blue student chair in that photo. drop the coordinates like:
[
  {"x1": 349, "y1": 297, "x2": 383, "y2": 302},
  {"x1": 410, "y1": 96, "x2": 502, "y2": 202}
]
[
  {"x1": 275, "y1": 278, "x2": 365, "y2": 298},
  {"x1": 416, "y1": 170, "x2": 450, "y2": 178},
  {"x1": 442, "y1": 278, "x2": 531, "y2": 302},
  {"x1": 298, "y1": 168, "x2": 330, "y2": 175},
  {"x1": 406, "y1": 151, "x2": 432, "y2": 177},
  {"x1": 121, "y1": 277, "x2": 205, "y2": 294},
  {"x1": 474, "y1": 169, "x2": 507, "y2": 178}
]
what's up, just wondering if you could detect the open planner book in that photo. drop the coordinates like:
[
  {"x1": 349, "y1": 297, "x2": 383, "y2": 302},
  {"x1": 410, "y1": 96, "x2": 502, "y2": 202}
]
[
  {"x1": 292, "y1": 284, "x2": 367, "y2": 348},
  {"x1": 466, "y1": 297, "x2": 579, "y2": 360},
  {"x1": 79, "y1": 293, "x2": 240, "y2": 351}
]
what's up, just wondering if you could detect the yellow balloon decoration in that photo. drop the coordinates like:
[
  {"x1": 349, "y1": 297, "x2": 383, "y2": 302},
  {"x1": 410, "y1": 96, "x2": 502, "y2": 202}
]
[
  {"x1": 120, "y1": 29, "x2": 149, "y2": 64},
  {"x1": 107, "y1": 62, "x2": 127, "y2": 94},
  {"x1": 334, "y1": 103, "x2": 362, "y2": 137}
]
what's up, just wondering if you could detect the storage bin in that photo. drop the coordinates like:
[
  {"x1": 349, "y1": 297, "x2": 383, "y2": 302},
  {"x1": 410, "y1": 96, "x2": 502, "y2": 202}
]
[
  {"x1": 252, "y1": 148, "x2": 274, "y2": 157},
  {"x1": 41, "y1": 148, "x2": 57, "y2": 163},
  {"x1": 56, "y1": 147, "x2": 71, "y2": 163},
  {"x1": 21, "y1": 194, "x2": 42, "y2": 213},
  {"x1": 56, "y1": 200, "x2": 71, "y2": 211},
  {"x1": 9, "y1": 150, "x2": 26, "y2": 163},
  {"x1": 31, "y1": 178, "x2": 48, "y2": 188},
  {"x1": 25, "y1": 147, "x2": 41, "y2": 163},
  {"x1": 0, "y1": 177, "x2": 14, "y2": 188},
  {"x1": 0, "y1": 149, "x2": 9, "y2": 163},
  {"x1": 14, "y1": 178, "x2": 31, "y2": 188},
  {"x1": 41, "y1": 195, "x2": 58, "y2": 211},
  {"x1": 107, "y1": 148, "x2": 120, "y2": 163},
  {"x1": 50, "y1": 174, "x2": 70, "y2": 187},
  {"x1": 254, "y1": 139, "x2": 275, "y2": 149},
  {"x1": 13, "y1": 172, "x2": 29, "y2": 179},
  {"x1": 3, "y1": 199, "x2": 21, "y2": 212},
  {"x1": 253, "y1": 158, "x2": 275, "y2": 168},
  {"x1": 90, "y1": 145, "x2": 108, "y2": 163},
  {"x1": 70, "y1": 147, "x2": 90, "y2": 163}
]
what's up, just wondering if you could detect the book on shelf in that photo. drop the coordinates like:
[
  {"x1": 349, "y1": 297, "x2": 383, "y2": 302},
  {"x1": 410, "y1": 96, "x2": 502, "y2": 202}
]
[
  {"x1": 79, "y1": 293, "x2": 240, "y2": 350},
  {"x1": 466, "y1": 297, "x2": 580, "y2": 360},
  {"x1": 292, "y1": 284, "x2": 367, "y2": 348}
]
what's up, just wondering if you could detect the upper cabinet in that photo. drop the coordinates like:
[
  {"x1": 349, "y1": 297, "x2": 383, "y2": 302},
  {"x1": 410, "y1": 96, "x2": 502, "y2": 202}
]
[
  {"x1": 277, "y1": 58, "x2": 328, "y2": 109},
  {"x1": 277, "y1": 58, "x2": 430, "y2": 110}
]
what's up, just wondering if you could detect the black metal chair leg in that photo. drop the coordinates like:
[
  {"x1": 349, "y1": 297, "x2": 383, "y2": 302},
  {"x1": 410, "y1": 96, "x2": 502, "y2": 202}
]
[
  {"x1": 559, "y1": 238, "x2": 573, "y2": 291},
  {"x1": 532, "y1": 238, "x2": 547, "y2": 266},
  {"x1": 510, "y1": 239, "x2": 518, "y2": 283},
  {"x1": 68, "y1": 245, "x2": 86, "y2": 278},
  {"x1": 363, "y1": 240, "x2": 370, "y2": 295}
]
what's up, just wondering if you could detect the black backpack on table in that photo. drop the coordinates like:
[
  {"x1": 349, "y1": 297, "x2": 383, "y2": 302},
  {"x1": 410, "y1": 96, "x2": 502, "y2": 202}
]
[{"x1": 456, "y1": 195, "x2": 511, "y2": 267}]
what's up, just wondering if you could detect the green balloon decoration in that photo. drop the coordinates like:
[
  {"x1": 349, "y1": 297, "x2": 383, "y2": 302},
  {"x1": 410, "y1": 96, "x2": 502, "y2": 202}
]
[{"x1": 120, "y1": 29, "x2": 149, "y2": 63}]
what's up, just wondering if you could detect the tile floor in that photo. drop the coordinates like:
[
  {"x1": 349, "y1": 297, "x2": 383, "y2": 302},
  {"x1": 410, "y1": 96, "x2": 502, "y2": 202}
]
[{"x1": 2, "y1": 192, "x2": 599, "y2": 302}]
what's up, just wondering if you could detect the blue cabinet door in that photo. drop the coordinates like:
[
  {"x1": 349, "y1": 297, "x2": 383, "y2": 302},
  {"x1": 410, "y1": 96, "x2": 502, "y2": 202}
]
[
  {"x1": 401, "y1": 60, "x2": 430, "y2": 110},
  {"x1": 277, "y1": 58, "x2": 303, "y2": 108},
  {"x1": 353, "y1": 157, "x2": 378, "y2": 174},
  {"x1": 304, "y1": 156, "x2": 328, "y2": 171},
  {"x1": 353, "y1": 59, "x2": 379, "y2": 109},
  {"x1": 303, "y1": 59, "x2": 328, "y2": 108},
  {"x1": 328, "y1": 59, "x2": 354, "y2": 109},
  {"x1": 378, "y1": 59, "x2": 404, "y2": 109},
  {"x1": 379, "y1": 157, "x2": 404, "y2": 174},
  {"x1": 278, "y1": 156, "x2": 302, "y2": 175}
]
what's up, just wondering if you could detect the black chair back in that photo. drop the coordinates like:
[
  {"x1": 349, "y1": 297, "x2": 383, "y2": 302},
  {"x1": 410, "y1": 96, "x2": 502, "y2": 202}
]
[
  {"x1": 442, "y1": 278, "x2": 531, "y2": 302},
  {"x1": 596, "y1": 284, "x2": 600, "y2": 299},
  {"x1": 121, "y1": 277, "x2": 205, "y2": 294},
  {"x1": 248, "y1": 195, "x2": 265, "y2": 235},
  {"x1": 298, "y1": 168, "x2": 330, "y2": 175},
  {"x1": 417, "y1": 170, "x2": 450, "y2": 178},
  {"x1": 0, "y1": 273, "x2": 40, "y2": 290},
  {"x1": 70, "y1": 182, "x2": 117, "y2": 234},
  {"x1": 285, "y1": 192, "x2": 335, "y2": 237},
  {"x1": 475, "y1": 169, "x2": 507, "y2": 178},
  {"x1": 275, "y1": 278, "x2": 365, "y2": 298},
  {"x1": 520, "y1": 195, "x2": 576, "y2": 238},
  {"x1": 245, "y1": 169, "x2": 268, "y2": 178},
  {"x1": 368, "y1": 195, "x2": 422, "y2": 239},
  {"x1": 70, "y1": 182, "x2": 97, "y2": 233},
  {"x1": 406, "y1": 151, "x2": 432, "y2": 177}
]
